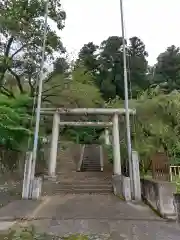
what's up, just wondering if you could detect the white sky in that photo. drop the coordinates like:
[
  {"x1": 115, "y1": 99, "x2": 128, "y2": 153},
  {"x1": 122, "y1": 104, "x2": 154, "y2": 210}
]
[{"x1": 60, "y1": 0, "x2": 180, "y2": 65}]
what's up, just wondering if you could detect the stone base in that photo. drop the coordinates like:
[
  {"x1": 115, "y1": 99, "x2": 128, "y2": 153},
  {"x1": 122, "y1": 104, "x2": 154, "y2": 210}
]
[
  {"x1": 112, "y1": 175, "x2": 131, "y2": 201},
  {"x1": 31, "y1": 177, "x2": 42, "y2": 200},
  {"x1": 44, "y1": 175, "x2": 57, "y2": 181},
  {"x1": 174, "y1": 193, "x2": 180, "y2": 222}
]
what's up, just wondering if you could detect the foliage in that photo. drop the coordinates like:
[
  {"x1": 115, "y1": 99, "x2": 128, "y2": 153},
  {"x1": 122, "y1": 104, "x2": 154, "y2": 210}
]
[
  {"x1": 0, "y1": 0, "x2": 66, "y2": 97},
  {"x1": 77, "y1": 36, "x2": 149, "y2": 100},
  {"x1": 64, "y1": 126, "x2": 104, "y2": 144},
  {"x1": 42, "y1": 65, "x2": 103, "y2": 108},
  {"x1": 133, "y1": 91, "x2": 180, "y2": 169},
  {"x1": 59, "y1": 80, "x2": 103, "y2": 108},
  {"x1": 42, "y1": 64, "x2": 104, "y2": 143},
  {"x1": 0, "y1": 226, "x2": 58, "y2": 240},
  {"x1": 153, "y1": 45, "x2": 180, "y2": 92},
  {"x1": 0, "y1": 94, "x2": 32, "y2": 150},
  {"x1": 53, "y1": 57, "x2": 69, "y2": 75},
  {"x1": 0, "y1": 0, "x2": 67, "y2": 170},
  {"x1": 2, "y1": 0, "x2": 180, "y2": 174},
  {"x1": 0, "y1": 94, "x2": 33, "y2": 170},
  {"x1": 58, "y1": 65, "x2": 104, "y2": 144},
  {"x1": 108, "y1": 89, "x2": 180, "y2": 172}
]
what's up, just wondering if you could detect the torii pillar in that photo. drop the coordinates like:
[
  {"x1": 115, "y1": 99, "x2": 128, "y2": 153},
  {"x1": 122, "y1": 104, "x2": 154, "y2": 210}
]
[
  {"x1": 112, "y1": 113, "x2": 121, "y2": 175},
  {"x1": 48, "y1": 112, "x2": 60, "y2": 177}
]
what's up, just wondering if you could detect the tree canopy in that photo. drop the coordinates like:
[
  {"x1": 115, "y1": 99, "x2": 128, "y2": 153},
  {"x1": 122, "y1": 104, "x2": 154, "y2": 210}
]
[
  {"x1": 1, "y1": 0, "x2": 180, "y2": 172},
  {"x1": 0, "y1": 0, "x2": 66, "y2": 97},
  {"x1": 77, "y1": 36, "x2": 149, "y2": 100}
]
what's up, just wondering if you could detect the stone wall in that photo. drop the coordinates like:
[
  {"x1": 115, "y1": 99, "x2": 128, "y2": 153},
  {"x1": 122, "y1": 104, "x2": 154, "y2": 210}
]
[{"x1": 141, "y1": 178, "x2": 176, "y2": 219}]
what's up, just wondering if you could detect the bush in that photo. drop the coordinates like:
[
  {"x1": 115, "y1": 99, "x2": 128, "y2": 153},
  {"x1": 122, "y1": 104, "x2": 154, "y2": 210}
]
[{"x1": 108, "y1": 90, "x2": 180, "y2": 172}]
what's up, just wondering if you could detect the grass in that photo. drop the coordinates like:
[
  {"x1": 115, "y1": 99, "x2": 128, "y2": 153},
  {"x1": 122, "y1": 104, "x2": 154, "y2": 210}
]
[
  {"x1": 0, "y1": 227, "x2": 90, "y2": 240},
  {"x1": 63, "y1": 235, "x2": 88, "y2": 240}
]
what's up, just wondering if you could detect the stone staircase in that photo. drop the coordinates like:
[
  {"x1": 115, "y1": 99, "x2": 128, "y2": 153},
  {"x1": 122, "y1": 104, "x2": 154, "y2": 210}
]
[
  {"x1": 81, "y1": 145, "x2": 101, "y2": 172},
  {"x1": 42, "y1": 173, "x2": 112, "y2": 195},
  {"x1": 42, "y1": 143, "x2": 112, "y2": 195}
]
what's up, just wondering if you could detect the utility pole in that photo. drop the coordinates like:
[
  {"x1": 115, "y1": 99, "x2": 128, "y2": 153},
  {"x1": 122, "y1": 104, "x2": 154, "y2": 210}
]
[
  {"x1": 31, "y1": 0, "x2": 49, "y2": 179},
  {"x1": 119, "y1": 0, "x2": 133, "y2": 195}
]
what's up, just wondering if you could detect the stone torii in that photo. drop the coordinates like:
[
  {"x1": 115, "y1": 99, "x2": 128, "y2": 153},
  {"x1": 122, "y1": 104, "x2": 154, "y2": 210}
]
[{"x1": 40, "y1": 108, "x2": 136, "y2": 177}]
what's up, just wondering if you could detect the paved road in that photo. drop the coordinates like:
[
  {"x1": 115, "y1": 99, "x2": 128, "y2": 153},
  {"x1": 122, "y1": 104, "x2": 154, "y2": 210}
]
[{"x1": 28, "y1": 194, "x2": 180, "y2": 239}]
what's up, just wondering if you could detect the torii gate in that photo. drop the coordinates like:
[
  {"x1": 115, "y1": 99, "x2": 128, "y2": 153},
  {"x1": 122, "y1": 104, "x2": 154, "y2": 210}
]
[{"x1": 40, "y1": 108, "x2": 136, "y2": 177}]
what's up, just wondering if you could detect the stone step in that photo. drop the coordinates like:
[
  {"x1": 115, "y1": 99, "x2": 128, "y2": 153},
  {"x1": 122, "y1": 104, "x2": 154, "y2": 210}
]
[
  {"x1": 82, "y1": 167, "x2": 101, "y2": 169},
  {"x1": 54, "y1": 175, "x2": 112, "y2": 179},
  {"x1": 82, "y1": 164, "x2": 101, "y2": 167},
  {"x1": 82, "y1": 160, "x2": 100, "y2": 163},
  {"x1": 43, "y1": 188, "x2": 112, "y2": 194},
  {"x1": 82, "y1": 166, "x2": 101, "y2": 169},
  {"x1": 42, "y1": 180, "x2": 113, "y2": 194},
  {"x1": 82, "y1": 163, "x2": 101, "y2": 165},
  {"x1": 44, "y1": 184, "x2": 112, "y2": 188},
  {"x1": 82, "y1": 165, "x2": 100, "y2": 167},
  {"x1": 82, "y1": 164, "x2": 101, "y2": 166},
  {"x1": 50, "y1": 181, "x2": 112, "y2": 185},
  {"x1": 83, "y1": 164, "x2": 100, "y2": 166},
  {"x1": 43, "y1": 182, "x2": 112, "y2": 191},
  {"x1": 83, "y1": 160, "x2": 100, "y2": 162},
  {"x1": 82, "y1": 170, "x2": 102, "y2": 172},
  {"x1": 82, "y1": 167, "x2": 101, "y2": 170},
  {"x1": 43, "y1": 181, "x2": 112, "y2": 186}
]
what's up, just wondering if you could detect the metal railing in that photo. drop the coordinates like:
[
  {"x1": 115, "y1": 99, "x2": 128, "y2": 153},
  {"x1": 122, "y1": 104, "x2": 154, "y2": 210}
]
[{"x1": 169, "y1": 165, "x2": 180, "y2": 182}]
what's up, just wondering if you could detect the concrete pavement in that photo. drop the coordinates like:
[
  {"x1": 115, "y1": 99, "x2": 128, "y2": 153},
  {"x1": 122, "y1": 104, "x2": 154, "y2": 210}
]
[
  {"x1": 25, "y1": 194, "x2": 180, "y2": 239},
  {"x1": 0, "y1": 198, "x2": 45, "y2": 231}
]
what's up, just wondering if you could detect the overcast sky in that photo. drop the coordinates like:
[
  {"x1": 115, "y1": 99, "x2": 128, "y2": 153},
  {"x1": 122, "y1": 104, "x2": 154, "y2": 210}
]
[{"x1": 60, "y1": 0, "x2": 180, "y2": 65}]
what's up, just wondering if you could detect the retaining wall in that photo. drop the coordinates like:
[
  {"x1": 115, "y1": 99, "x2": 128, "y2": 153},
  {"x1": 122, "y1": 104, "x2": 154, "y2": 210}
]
[{"x1": 141, "y1": 178, "x2": 176, "y2": 219}]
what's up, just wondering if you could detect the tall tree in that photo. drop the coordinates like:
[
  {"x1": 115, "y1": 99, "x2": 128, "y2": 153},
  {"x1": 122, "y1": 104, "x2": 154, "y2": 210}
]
[
  {"x1": 128, "y1": 37, "x2": 149, "y2": 97},
  {"x1": 98, "y1": 36, "x2": 124, "y2": 99},
  {"x1": 154, "y1": 45, "x2": 180, "y2": 92},
  {"x1": 0, "y1": 0, "x2": 66, "y2": 97},
  {"x1": 77, "y1": 36, "x2": 149, "y2": 100},
  {"x1": 53, "y1": 57, "x2": 69, "y2": 75},
  {"x1": 77, "y1": 42, "x2": 99, "y2": 74}
]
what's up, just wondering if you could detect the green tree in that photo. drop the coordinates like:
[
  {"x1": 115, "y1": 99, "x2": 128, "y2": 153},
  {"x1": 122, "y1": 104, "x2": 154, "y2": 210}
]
[
  {"x1": 154, "y1": 45, "x2": 180, "y2": 92},
  {"x1": 128, "y1": 36, "x2": 149, "y2": 97},
  {"x1": 0, "y1": 0, "x2": 66, "y2": 97},
  {"x1": 41, "y1": 64, "x2": 104, "y2": 134},
  {"x1": 77, "y1": 36, "x2": 149, "y2": 100},
  {"x1": 107, "y1": 87, "x2": 180, "y2": 172},
  {"x1": 77, "y1": 42, "x2": 99, "y2": 74},
  {"x1": 53, "y1": 57, "x2": 69, "y2": 75},
  {"x1": 0, "y1": 94, "x2": 33, "y2": 170},
  {"x1": 98, "y1": 36, "x2": 124, "y2": 99}
]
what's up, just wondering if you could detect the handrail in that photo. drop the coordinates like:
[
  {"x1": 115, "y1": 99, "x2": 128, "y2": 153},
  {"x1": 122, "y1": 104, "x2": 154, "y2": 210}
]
[
  {"x1": 100, "y1": 146, "x2": 104, "y2": 172},
  {"x1": 77, "y1": 145, "x2": 85, "y2": 171}
]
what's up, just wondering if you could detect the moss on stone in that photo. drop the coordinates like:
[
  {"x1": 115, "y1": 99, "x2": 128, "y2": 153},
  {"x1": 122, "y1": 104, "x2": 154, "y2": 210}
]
[{"x1": 63, "y1": 234, "x2": 88, "y2": 240}]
